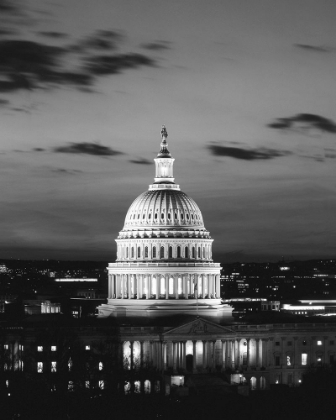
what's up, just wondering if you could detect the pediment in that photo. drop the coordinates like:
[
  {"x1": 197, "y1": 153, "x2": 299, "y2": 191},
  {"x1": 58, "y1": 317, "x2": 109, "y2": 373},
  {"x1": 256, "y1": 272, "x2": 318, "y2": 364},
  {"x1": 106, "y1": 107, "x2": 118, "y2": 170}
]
[{"x1": 163, "y1": 317, "x2": 233, "y2": 337}]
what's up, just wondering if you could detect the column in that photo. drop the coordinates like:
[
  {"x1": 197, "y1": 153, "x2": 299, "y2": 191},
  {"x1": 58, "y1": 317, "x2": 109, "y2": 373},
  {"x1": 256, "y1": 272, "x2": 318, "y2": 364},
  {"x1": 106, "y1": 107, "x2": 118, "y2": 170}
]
[
  {"x1": 173, "y1": 342, "x2": 177, "y2": 372},
  {"x1": 193, "y1": 341, "x2": 197, "y2": 372},
  {"x1": 194, "y1": 275, "x2": 198, "y2": 299},
  {"x1": 216, "y1": 275, "x2": 220, "y2": 298},
  {"x1": 163, "y1": 342, "x2": 167, "y2": 370},
  {"x1": 165, "y1": 274, "x2": 169, "y2": 300},
  {"x1": 201, "y1": 274, "x2": 205, "y2": 298},
  {"x1": 175, "y1": 275, "x2": 179, "y2": 299},
  {"x1": 140, "y1": 341, "x2": 145, "y2": 368},
  {"x1": 146, "y1": 275, "x2": 150, "y2": 299},
  {"x1": 130, "y1": 341, "x2": 134, "y2": 370},
  {"x1": 256, "y1": 339, "x2": 260, "y2": 368},
  {"x1": 108, "y1": 274, "x2": 111, "y2": 298},
  {"x1": 156, "y1": 275, "x2": 160, "y2": 300},
  {"x1": 115, "y1": 274, "x2": 120, "y2": 298},
  {"x1": 246, "y1": 339, "x2": 251, "y2": 367},
  {"x1": 202, "y1": 341, "x2": 207, "y2": 369},
  {"x1": 212, "y1": 341, "x2": 216, "y2": 370},
  {"x1": 128, "y1": 275, "x2": 131, "y2": 299},
  {"x1": 224, "y1": 340, "x2": 229, "y2": 368},
  {"x1": 231, "y1": 340, "x2": 235, "y2": 369},
  {"x1": 185, "y1": 275, "x2": 189, "y2": 300},
  {"x1": 182, "y1": 341, "x2": 186, "y2": 370}
]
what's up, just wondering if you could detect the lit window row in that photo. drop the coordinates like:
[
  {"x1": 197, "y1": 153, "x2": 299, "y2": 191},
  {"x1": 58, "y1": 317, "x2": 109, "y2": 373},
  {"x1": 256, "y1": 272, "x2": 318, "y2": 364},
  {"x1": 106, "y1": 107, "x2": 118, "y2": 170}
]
[
  {"x1": 120, "y1": 244, "x2": 211, "y2": 260},
  {"x1": 37, "y1": 346, "x2": 57, "y2": 352}
]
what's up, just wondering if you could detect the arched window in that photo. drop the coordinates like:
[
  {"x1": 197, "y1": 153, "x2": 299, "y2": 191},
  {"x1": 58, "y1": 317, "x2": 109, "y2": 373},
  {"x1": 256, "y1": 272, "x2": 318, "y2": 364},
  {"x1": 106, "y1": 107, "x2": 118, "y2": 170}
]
[
  {"x1": 168, "y1": 213, "x2": 171, "y2": 220},
  {"x1": 145, "y1": 246, "x2": 148, "y2": 258},
  {"x1": 185, "y1": 247, "x2": 189, "y2": 258},
  {"x1": 138, "y1": 246, "x2": 141, "y2": 258},
  {"x1": 198, "y1": 247, "x2": 201, "y2": 258},
  {"x1": 155, "y1": 213, "x2": 158, "y2": 220},
  {"x1": 131, "y1": 247, "x2": 134, "y2": 258},
  {"x1": 161, "y1": 212, "x2": 164, "y2": 219},
  {"x1": 177, "y1": 246, "x2": 181, "y2": 258},
  {"x1": 169, "y1": 246, "x2": 173, "y2": 258},
  {"x1": 153, "y1": 247, "x2": 156, "y2": 258},
  {"x1": 192, "y1": 247, "x2": 195, "y2": 258},
  {"x1": 160, "y1": 246, "x2": 164, "y2": 259},
  {"x1": 148, "y1": 213, "x2": 151, "y2": 219}
]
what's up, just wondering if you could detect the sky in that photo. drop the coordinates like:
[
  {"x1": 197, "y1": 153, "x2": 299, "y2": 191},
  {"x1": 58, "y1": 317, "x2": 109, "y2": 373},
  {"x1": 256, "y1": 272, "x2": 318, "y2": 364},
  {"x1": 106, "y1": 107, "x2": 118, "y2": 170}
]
[{"x1": 1, "y1": 0, "x2": 336, "y2": 263}]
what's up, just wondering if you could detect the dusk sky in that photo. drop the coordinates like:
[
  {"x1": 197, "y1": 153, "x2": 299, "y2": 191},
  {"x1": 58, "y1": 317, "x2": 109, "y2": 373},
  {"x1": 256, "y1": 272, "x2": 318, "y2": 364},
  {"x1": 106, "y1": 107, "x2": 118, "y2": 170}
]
[{"x1": 1, "y1": 0, "x2": 336, "y2": 262}]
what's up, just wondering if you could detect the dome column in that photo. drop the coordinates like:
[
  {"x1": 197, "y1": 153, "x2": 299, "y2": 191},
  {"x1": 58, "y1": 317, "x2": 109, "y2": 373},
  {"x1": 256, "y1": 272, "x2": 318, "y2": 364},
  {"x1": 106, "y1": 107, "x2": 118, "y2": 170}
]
[
  {"x1": 165, "y1": 274, "x2": 169, "y2": 300},
  {"x1": 156, "y1": 275, "x2": 160, "y2": 300},
  {"x1": 146, "y1": 275, "x2": 150, "y2": 299},
  {"x1": 128, "y1": 275, "x2": 131, "y2": 299}
]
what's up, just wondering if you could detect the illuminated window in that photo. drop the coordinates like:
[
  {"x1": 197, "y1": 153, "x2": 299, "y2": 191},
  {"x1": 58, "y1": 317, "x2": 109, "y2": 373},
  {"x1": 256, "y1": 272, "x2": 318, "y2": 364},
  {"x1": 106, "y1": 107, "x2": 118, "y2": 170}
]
[
  {"x1": 37, "y1": 346, "x2": 43, "y2": 352},
  {"x1": 85, "y1": 381, "x2": 90, "y2": 389},
  {"x1": 68, "y1": 381, "x2": 74, "y2": 391},
  {"x1": 51, "y1": 361, "x2": 57, "y2": 373},
  {"x1": 144, "y1": 379, "x2": 151, "y2": 394},
  {"x1": 286, "y1": 356, "x2": 291, "y2": 366},
  {"x1": 4, "y1": 344, "x2": 8, "y2": 350},
  {"x1": 19, "y1": 344, "x2": 24, "y2": 351},
  {"x1": 51, "y1": 346, "x2": 57, "y2": 352},
  {"x1": 160, "y1": 246, "x2": 164, "y2": 259},
  {"x1": 317, "y1": 340, "x2": 322, "y2": 346},
  {"x1": 85, "y1": 345, "x2": 90, "y2": 351},
  {"x1": 68, "y1": 358, "x2": 73, "y2": 372},
  {"x1": 99, "y1": 362, "x2": 103, "y2": 371},
  {"x1": 153, "y1": 247, "x2": 156, "y2": 258},
  {"x1": 98, "y1": 380, "x2": 104, "y2": 390},
  {"x1": 37, "y1": 362, "x2": 43, "y2": 373},
  {"x1": 6, "y1": 380, "x2": 9, "y2": 388},
  {"x1": 169, "y1": 246, "x2": 173, "y2": 258},
  {"x1": 301, "y1": 353, "x2": 308, "y2": 365}
]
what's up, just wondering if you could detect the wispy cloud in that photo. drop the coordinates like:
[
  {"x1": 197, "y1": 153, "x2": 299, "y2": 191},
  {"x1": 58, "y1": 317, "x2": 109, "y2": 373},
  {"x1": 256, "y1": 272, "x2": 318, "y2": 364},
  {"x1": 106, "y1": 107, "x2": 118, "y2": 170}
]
[
  {"x1": 208, "y1": 144, "x2": 291, "y2": 160},
  {"x1": 268, "y1": 113, "x2": 336, "y2": 134},
  {"x1": 52, "y1": 168, "x2": 82, "y2": 174},
  {"x1": 0, "y1": 98, "x2": 9, "y2": 106},
  {"x1": 38, "y1": 31, "x2": 69, "y2": 39},
  {"x1": 294, "y1": 44, "x2": 331, "y2": 53},
  {"x1": 141, "y1": 41, "x2": 171, "y2": 51},
  {"x1": 129, "y1": 158, "x2": 152, "y2": 165},
  {"x1": 54, "y1": 142, "x2": 122, "y2": 157}
]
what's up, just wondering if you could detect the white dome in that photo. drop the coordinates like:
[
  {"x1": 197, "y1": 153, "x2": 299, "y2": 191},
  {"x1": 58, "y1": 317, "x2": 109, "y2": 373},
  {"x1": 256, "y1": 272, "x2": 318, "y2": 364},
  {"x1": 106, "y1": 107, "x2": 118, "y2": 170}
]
[{"x1": 122, "y1": 188, "x2": 205, "y2": 231}]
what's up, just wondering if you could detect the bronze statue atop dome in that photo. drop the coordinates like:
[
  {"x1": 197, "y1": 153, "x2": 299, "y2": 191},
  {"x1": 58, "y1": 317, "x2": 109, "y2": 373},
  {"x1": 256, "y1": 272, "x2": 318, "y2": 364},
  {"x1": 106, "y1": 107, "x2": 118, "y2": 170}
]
[{"x1": 161, "y1": 125, "x2": 168, "y2": 139}]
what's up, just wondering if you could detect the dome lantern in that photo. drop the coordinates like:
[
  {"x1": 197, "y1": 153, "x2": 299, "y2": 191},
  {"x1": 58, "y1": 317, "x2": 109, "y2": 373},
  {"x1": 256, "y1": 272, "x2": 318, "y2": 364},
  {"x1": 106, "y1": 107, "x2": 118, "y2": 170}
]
[{"x1": 154, "y1": 125, "x2": 176, "y2": 185}]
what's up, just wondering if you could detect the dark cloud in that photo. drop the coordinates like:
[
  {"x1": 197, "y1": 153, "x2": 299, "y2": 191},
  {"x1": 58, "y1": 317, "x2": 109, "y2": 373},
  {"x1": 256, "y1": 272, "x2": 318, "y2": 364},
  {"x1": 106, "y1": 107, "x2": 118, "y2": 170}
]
[
  {"x1": 0, "y1": 40, "x2": 92, "y2": 92},
  {"x1": 129, "y1": 158, "x2": 152, "y2": 165},
  {"x1": 141, "y1": 41, "x2": 171, "y2": 51},
  {"x1": 52, "y1": 168, "x2": 82, "y2": 174},
  {"x1": 294, "y1": 44, "x2": 330, "y2": 53},
  {"x1": 0, "y1": 99, "x2": 9, "y2": 106},
  {"x1": 85, "y1": 53, "x2": 156, "y2": 76},
  {"x1": 0, "y1": 28, "x2": 16, "y2": 36},
  {"x1": 33, "y1": 147, "x2": 45, "y2": 152},
  {"x1": 38, "y1": 31, "x2": 69, "y2": 39},
  {"x1": 0, "y1": 30, "x2": 159, "y2": 94},
  {"x1": 54, "y1": 142, "x2": 122, "y2": 157},
  {"x1": 0, "y1": 0, "x2": 18, "y2": 12},
  {"x1": 268, "y1": 113, "x2": 336, "y2": 134},
  {"x1": 208, "y1": 144, "x2": 291, "y2": 160}
]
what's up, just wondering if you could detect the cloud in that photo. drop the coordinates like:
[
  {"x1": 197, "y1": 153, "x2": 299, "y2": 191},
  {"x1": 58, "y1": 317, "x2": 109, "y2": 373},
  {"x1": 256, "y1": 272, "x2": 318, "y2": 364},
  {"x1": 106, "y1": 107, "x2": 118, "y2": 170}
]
[
  {"x1": 268, "y1": 113, "x2": 336, "y2": 134},
  {"x1": 0, "y1": 99, "x2": 9, "y2": 106},
  {"x1": 208, "y1": 144, "x2": 291, "y2": 160},
  {"x1": 294, "y1": 44, "x2": 331, "y2": 53},
  {"x1": 54, "y1": 142, "x2": 122, "y2": 157},
  {"x1": 0, "y1": 40, "x2": 92, "y2": 92},
  {"x1": 141, "y1": 41, "x2": 171, "y2": 51},
  {"x1": 129, "y1": 158, "x2": 152, "y2": 165},
  {"x1": 38, "y1": 31, "x2": 68, "y2": 39},
  {"x1": 52, "y1": 168, "x2": 82, "y2": 174},
  {"x1": 84, "y1": 53, "x2": 156, "y2": 76},
  {"x1": 75, "y1": 30, "x2": 123, "y2": 52},
  {"x1": 0, "y1": 0, "x2": 18, "y2": 12},
  {"x1": 33, "y1": 147, "x2": 45, "y2": 152}
]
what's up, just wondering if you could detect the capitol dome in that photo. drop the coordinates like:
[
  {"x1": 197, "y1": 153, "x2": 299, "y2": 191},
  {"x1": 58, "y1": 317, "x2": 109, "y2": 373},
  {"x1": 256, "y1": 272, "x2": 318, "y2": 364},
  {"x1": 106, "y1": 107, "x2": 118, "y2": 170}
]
[
  {"x1": 123, "y1": 189, "x2": 205, "y2": 230},
  {"x1": 118, "y1": 125, "x2": 210, "y2": 240}
]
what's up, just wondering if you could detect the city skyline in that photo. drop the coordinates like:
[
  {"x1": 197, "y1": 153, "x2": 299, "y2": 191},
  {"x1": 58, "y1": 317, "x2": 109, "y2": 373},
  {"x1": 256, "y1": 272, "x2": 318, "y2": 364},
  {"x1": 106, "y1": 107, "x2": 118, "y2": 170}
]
[{"x1": 1, "y1": 0, "x2": 336, "y2": 262}]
